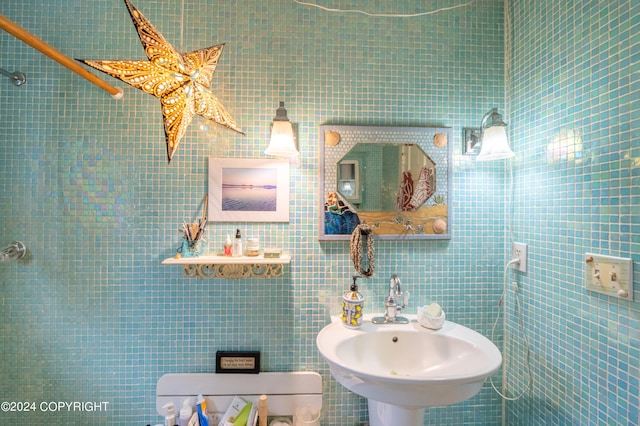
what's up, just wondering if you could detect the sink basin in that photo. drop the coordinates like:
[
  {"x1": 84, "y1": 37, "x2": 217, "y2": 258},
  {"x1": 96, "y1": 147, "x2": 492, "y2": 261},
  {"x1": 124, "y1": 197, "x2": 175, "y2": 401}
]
[{"x1": 316, "y1": 314, "x2": 502, "y2": 426}]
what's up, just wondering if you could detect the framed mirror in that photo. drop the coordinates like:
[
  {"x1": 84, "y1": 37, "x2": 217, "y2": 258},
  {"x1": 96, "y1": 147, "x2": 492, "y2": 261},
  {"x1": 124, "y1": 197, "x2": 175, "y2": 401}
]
[{"x1": 319, "y1": 125, "x2": 452, "y2": 240}]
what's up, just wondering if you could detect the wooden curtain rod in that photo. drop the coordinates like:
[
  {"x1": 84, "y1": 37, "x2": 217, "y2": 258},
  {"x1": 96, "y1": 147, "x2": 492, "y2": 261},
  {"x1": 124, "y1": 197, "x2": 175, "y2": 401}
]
[{"x1": 0, "y1": 14, "x2": 123, "y2": 99}]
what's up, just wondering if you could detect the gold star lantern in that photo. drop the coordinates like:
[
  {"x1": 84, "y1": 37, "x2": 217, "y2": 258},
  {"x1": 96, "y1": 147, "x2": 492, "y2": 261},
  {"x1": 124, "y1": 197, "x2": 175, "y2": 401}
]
[{"x1": 78, "y1": 0, "x2": 244, "y2": 162}]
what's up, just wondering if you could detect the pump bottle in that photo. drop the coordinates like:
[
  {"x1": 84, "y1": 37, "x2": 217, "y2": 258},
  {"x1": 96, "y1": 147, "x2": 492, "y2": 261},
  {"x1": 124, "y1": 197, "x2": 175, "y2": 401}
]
[
  {"x1": 232, "y1": 229, "x2": 243, "y2": 257},
  {"x1": 163, "y1": 402, "x2": 176, "y2": 426},
  {"x1": 342, "y1": 275, "x2": 364, "y2": 328},
  {"x1": 223, "y1": 235, "x2": 232, "y2": 256}
]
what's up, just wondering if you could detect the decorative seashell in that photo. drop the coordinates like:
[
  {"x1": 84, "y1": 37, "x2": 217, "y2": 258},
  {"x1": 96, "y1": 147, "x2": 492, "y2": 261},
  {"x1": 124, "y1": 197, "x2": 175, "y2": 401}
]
[
  {"x1": 433, "y1": 132, "x2": 447, "y2": 148},
  {"x1": 325, "y1": 130, "x2": 341, "y2": 146},
  {"x1": 432, "y1": 218, "x2": 447, "y2": 234}
]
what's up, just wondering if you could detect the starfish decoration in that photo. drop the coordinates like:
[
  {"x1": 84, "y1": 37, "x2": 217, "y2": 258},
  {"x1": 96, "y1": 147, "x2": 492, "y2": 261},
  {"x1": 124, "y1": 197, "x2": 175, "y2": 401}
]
[{"x1": 77, "y1": 0, "x2": 243, "y2": 162}]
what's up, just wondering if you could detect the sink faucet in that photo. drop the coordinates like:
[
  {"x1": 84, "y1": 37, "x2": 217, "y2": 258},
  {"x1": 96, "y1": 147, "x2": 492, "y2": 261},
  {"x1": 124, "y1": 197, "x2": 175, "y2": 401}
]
[{"x1": 372, "y1": 274, "x2": 410, "y2": 324}]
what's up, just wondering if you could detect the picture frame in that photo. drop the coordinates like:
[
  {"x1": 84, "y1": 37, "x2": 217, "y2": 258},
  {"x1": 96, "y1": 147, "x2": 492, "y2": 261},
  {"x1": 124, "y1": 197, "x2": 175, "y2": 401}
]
[{"x1": 208, "y1": 158, "x2": 290, "y2": 222}]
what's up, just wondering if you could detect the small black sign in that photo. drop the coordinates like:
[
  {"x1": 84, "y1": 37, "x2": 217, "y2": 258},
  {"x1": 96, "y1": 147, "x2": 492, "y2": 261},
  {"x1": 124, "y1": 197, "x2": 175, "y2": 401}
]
[{"x1": 215, "y1": 351, "x2": 261, "y2": 374}]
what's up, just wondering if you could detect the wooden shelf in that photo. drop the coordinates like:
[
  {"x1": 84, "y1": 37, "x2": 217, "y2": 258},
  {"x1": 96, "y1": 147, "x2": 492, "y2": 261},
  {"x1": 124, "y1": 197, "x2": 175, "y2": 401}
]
[{"x1": 162, "y1": 253, "x2": 291, "y2": 279}]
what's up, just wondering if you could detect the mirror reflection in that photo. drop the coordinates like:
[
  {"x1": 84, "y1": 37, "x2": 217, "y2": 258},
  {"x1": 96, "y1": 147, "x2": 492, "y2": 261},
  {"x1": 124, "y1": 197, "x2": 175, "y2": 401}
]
[{"x1": 337, "y1": 144, "x2": 435, "y2": 212}]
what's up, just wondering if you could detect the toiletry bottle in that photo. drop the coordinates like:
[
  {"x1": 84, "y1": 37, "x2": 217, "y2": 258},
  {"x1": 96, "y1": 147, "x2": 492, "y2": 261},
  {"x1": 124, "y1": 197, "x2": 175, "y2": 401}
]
[
  {"x1": 178, "y1": 398, "x2": 192, "y2": 426},
  {"x1": 342, "y1": 275, "x2": 364, "y2": 328},
  {"x1": 258, "y1": 394, "x2": 268, "y2": 426},
  {"x1": 163, "y1": 402, "x2": 176, "y2": 426},
  {"x1": 223, "y1": 235, "x2": 232, "y2": 256},
  {"x1": 233, "y1": 229, "x2": 243, "y2": 257},
  {"x1": 246, "y1": 237, "x2": 259, "y2": 256}
]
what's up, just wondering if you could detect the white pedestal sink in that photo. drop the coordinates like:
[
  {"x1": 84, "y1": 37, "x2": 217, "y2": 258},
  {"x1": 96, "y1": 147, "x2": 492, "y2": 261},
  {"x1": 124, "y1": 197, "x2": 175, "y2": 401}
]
[{"x1": 316, "y1": 314, "x2": 502, "y2": 426}]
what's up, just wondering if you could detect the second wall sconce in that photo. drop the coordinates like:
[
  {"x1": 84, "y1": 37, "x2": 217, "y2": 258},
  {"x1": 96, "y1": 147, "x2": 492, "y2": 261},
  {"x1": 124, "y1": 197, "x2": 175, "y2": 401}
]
[
  {"x1": 463, "y1": 108, "x2": 515, "y2": 161},
  {"x1": 265, "y1": 101, "x2": 299, "y2": 158}
]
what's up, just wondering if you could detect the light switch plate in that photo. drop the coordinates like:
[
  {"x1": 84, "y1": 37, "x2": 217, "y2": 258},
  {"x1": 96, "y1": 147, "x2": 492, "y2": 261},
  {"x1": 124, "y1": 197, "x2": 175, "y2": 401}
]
[{"x1": 585, "y1": 253, "x2": 633, "y2": 300}]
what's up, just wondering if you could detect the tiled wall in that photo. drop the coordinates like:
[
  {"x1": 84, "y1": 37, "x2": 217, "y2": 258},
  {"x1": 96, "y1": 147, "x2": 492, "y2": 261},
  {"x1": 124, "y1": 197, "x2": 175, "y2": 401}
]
[
  {"x1": 0, "y1": 0, "x2": 588, "y2": 425},
  {"x1": 507, "y1": 0, "x2": 639, "y2": 424}
]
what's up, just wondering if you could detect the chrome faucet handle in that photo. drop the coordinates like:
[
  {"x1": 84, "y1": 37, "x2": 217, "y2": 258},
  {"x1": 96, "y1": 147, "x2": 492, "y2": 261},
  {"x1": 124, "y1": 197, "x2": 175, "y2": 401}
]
[{"x1": 372, "y1": 274, "x2": 410, "y2": 324}]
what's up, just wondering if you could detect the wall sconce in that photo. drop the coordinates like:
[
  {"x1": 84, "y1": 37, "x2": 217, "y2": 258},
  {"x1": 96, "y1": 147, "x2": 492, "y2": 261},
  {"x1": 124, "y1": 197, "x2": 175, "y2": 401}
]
[
  {"x1": 338, "y1": 160, "x2": 359, "y2": 199},
  {"x1": 265, "y1": 101, "x2": 299, "y2": 158},
  {"x1": 463, "y1": 108, "x2": 515, "y2": 161}
]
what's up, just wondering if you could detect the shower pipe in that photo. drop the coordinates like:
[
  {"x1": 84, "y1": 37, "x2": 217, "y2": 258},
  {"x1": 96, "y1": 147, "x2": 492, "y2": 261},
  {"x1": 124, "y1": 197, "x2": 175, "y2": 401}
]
[
  {"x1": 1, "y1": 241, "x2": 26, "y2": 262},
  {"x1": 0, "y1": 67, "x2": 26, "y2": 86},
  {"x1": 0, "y1": 14, "x2": 123, "y2": 99}
]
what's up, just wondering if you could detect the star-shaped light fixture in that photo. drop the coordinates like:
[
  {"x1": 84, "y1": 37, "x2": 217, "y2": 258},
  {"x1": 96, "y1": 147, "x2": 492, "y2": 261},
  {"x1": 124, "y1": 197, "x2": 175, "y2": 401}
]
[{"x1": 78, "y1": 0, "x2": 243, "y2": 162}]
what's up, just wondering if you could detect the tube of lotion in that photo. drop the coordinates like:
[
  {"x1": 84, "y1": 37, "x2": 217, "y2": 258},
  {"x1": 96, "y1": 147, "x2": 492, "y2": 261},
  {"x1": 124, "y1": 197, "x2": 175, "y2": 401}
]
[{"x1": 196, "y1": 394, "x2": 209, "y2": 426}]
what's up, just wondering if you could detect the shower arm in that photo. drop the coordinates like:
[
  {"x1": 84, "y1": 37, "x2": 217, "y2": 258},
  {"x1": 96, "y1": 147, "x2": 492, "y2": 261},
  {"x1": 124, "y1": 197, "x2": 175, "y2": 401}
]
[{"x1": 0, "y1": 14, "x2": 123, "y2": 99}]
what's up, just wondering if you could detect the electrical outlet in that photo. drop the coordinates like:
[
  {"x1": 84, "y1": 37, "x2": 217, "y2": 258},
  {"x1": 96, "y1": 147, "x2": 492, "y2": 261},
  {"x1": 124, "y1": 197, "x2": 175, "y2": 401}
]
[{"x1": 511, "y1": 242, "x2": 528, "y2": 272}]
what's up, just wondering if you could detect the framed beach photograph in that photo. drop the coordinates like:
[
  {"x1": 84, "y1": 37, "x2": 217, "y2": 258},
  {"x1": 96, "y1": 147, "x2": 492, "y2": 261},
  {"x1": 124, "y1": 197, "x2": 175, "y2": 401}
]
[{"x1": 208, "y1": 158, "x2": 290, "y2": 222}]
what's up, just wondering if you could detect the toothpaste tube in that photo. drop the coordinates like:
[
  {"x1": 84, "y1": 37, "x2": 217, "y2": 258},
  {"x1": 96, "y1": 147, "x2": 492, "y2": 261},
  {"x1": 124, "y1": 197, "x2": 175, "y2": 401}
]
[{"x1": 196, "y1": 394, "x2": 209, "y2": 426}]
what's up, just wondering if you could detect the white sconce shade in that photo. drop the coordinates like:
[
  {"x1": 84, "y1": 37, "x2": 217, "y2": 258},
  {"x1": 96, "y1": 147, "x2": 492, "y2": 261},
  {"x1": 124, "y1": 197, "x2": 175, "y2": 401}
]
[
  {"x1": 476, "y1": 125, "x2": 515, "y2": 161},
  {"x1": 463, "y1": 108, "x2": 515, "y2": 161},
  {"x1": 265, "y1": 102, "x2": 299, "y2": 158},
  {"x1": 339, "y1": 181, "x2": 354, "y2": 196}
]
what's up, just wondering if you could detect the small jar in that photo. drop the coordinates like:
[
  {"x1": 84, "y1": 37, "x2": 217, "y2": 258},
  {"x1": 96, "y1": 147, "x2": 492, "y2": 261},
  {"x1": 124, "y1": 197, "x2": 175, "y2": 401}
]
[{"x1": 246, "y1": 238, "x2": 260, "y2": 256}]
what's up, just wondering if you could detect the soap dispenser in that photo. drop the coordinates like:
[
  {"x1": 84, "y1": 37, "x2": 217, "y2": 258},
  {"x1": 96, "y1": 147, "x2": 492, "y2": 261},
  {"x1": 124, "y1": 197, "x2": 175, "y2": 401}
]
[
  {"x1": 233, "y1": 229, "x2": 243, "y2": 257},
  {"x1": 342, "y1": 275, "x2": 364, "y2": 328},
  {"x1": 163, "y1": 402, "x2": 176, "y2": 426}
]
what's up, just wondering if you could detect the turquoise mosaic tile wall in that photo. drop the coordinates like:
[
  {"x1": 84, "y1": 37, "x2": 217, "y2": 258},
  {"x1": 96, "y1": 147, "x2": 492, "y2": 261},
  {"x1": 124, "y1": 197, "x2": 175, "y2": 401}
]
[
  {"x1": 1, "y1": 0, "x2": 508, "y2": 424},
  {"x1": 507, "y1": 0, "x2": 639, "y2": 424}
]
